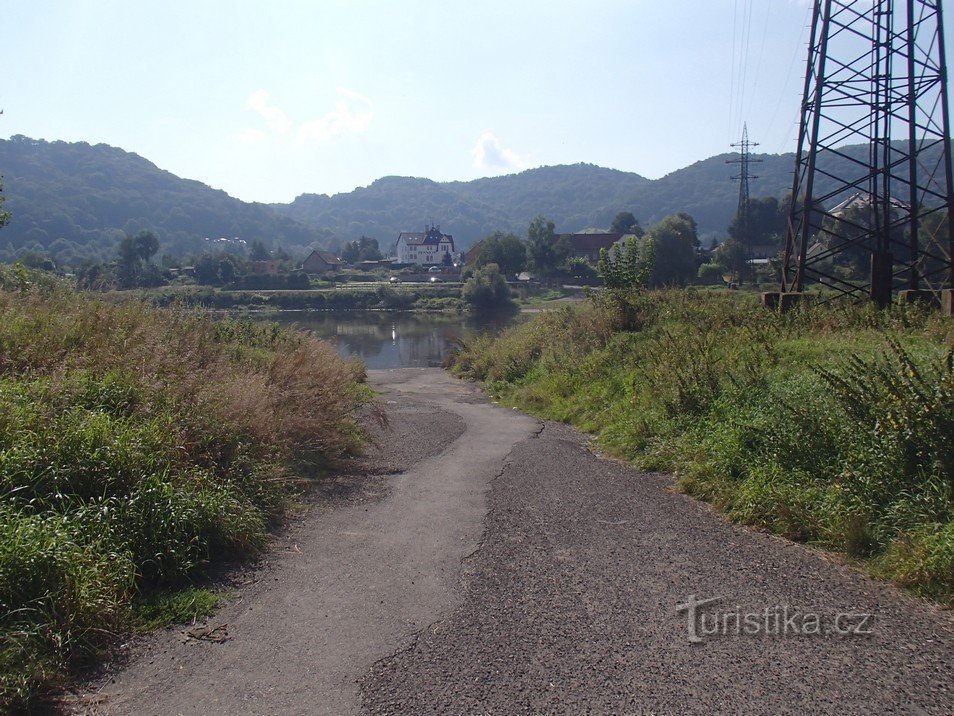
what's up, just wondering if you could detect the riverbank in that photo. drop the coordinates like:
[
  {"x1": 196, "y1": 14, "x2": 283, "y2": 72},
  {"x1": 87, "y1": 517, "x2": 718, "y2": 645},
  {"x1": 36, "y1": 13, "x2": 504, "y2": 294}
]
[
  {"x1": 449, "y1": 289, "x2": 953, "y2": 605},
  {"x1": 0, "y1": 267, "x2": 369, "y2": 710},
  {"x1": 69, "y1": 369, "x2": 954, "y2": 715},
  {"x1": 130, "y1": 283, "x2": 582, "y2": 313},
  {"x1": 142, "y1": 283, "x2": 465, "y2": 311}
]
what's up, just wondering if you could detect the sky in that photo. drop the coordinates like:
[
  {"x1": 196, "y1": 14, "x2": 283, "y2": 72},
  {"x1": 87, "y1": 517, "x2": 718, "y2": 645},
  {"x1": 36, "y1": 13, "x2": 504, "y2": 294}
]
[{"x1": 3, "y1": 0, "x2": 944, "y2": 204}]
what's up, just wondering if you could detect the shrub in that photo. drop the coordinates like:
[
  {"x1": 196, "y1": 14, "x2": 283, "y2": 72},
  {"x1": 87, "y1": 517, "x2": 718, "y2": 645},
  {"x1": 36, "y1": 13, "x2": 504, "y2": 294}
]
[
  {"x1": 450, "y1": 288, "x2": 953, "y2": 604},
  {"x1": 0, "y1": 266, "x2": 367, "y2": 708},
  {"x1": 462, "y1": 263, "x2": 514, "y2": 309}
]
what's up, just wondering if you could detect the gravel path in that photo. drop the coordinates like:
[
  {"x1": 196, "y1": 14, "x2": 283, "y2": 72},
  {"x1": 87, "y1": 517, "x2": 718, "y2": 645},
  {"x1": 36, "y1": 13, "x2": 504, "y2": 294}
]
[
  {"x1": 362, "y1": 420, "x2": 952, "y2": 715},
  {"x1": 73, "y1": 368, "x2": 952, "y2": 715}
]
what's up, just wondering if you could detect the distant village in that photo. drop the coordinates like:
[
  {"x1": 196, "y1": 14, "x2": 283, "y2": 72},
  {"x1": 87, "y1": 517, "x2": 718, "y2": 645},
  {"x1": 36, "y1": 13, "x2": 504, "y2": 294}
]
[{"x1": 291, "y1": 224, "x2": 645, "y2": 284}]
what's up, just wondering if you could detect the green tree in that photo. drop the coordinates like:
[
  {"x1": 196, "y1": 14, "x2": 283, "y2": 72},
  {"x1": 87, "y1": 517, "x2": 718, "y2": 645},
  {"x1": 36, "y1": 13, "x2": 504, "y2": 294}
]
[
  {"x1": 462, "y1": 263, "x2": 514, "y2": 309},
  {"x1": 645, "y1": 213, "x2": 700, "y2": 287},
  {"x1": 341, "y1": 236, "x2": 382, "y2": 263},
  {"x1": 476, "y1": 231, "x2": 527, "y2": 276},
  {"x1": 610, "y1": 211, "x2": 644, "y2": 237},
  {"x1": 358, "y1": 236, "x2": 383, "y2": 261},
  {"x1": 714, "y1": 237, "x2": 747, "y2": 280},
  {"x1": 0, "y1": 175, "x2": 11, "y2": 230},
  {"x1": 526, "y1": 215, "x2": 568, "y2": 277},
  {"x1": 727, "y1": 196, "x2": 786, "y2": 250},
  {"x1": 194, "y1": 253, "x2": 222, "y2": 285},
  {"x1": 597, "y1": 236, "x2": 654, "y2": 290},
  {"x1": 218, "y1": 255, "x2": 237, "y2": 284},
  {"x1": 117, "y1": 230, "x2": 160, "y2": 288},
  {"x1": 249, "y1": 239, "x2": 271, "y2": 261}
]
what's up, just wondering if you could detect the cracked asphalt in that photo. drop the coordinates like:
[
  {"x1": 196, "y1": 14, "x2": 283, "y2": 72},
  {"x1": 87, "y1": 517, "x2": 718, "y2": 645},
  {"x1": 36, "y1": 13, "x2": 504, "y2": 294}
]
[{"x1": 74, "y1": 368, "x2": 952, "y2": 715}]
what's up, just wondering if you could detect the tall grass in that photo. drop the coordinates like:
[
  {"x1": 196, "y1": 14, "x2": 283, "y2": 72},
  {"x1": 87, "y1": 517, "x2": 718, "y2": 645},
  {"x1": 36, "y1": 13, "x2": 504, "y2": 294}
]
[
  {"x1": 451, "y1": 289, "x2": 953, "y2": 604},
  {"x1": 0, "y1": 265, "x2": 368, "y2": 709}
]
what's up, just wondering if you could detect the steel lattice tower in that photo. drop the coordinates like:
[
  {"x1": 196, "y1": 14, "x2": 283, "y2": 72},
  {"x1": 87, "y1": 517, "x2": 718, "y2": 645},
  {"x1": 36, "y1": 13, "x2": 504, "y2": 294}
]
[
  {"x1": 779, "y1": 0, "x2": 954, "y2": 307},
  {"x1": 728, "y1": 123, "x2": 761, "y2": 282}
]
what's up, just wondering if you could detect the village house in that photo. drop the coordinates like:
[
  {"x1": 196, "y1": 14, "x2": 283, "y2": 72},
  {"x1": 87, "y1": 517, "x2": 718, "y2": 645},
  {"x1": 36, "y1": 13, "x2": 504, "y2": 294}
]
[
  {"x1": 464, "y1": 239, "x2": 485, "y2": 266},
  {"x1": 557, "y1": 232, "x2": 634, "y2": 263},
  {"x1": 301, "y1": 249, "x2": 342, "y2": 274},
  {"x1": 393, "y1": 225, "x2": 455, "y2": 265}
]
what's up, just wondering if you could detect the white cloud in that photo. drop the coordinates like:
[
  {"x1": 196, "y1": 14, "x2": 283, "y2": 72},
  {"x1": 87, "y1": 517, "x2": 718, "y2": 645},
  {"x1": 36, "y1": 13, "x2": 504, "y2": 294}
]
[
  {"x1": 240, "y1": 87, "x2": 373, "y2": 145},
  {"x1": 297, "y1": 87, "x2": 373, "y2": 143},
  {"x1": 237, "y1": 128, "x2": 266, "y2": 143},
  {"x1": 471, "y1": 132, "x2": 525, "y2": 171},
  {"x1": 245, "y1": 89, "x2": 291, "y2": 134}
]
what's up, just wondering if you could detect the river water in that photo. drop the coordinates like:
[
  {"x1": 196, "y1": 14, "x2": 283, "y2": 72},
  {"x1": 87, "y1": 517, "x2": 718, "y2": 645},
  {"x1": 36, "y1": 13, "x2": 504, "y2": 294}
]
[{"x1": 261, "y1": 310, "x2": 521, "y2": 369}]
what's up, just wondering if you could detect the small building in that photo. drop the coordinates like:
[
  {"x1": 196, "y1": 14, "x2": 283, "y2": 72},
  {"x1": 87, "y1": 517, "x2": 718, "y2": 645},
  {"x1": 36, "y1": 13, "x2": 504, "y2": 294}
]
[
  {"x1": 464, "y1": 239, "x2": 486, "y2": 266},
  {"x1": 301, "y1": 249, "x2": 342, "y2": 274},
  {"x1": 558, "y1": 232, "x2": 627, "y2": 263},
  {"x1": 393, "y1": 225, "x2": 455, "y2": 265}
]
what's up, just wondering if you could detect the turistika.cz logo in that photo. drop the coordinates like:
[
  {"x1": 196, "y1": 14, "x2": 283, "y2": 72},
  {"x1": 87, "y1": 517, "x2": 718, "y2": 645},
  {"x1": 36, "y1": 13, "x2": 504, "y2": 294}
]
[{"x1": 676, "y1": 595, "x2": 873, "y2": 643}]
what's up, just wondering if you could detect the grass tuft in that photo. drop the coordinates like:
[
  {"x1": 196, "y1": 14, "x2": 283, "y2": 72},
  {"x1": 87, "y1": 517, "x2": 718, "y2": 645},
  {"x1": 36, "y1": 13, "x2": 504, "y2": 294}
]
[
  {"x1": 450, "y1": 288, "x2": 953, "y2": 606},
  {"x1": 0, "y1": 266, "x2": 368, "y2": 709}
]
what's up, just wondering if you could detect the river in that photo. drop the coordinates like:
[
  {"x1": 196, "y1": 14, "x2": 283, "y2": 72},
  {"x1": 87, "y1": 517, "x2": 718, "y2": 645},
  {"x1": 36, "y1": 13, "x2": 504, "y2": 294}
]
[{"x1": 261, "y1": 310, "x2": 521, "y2": 369}]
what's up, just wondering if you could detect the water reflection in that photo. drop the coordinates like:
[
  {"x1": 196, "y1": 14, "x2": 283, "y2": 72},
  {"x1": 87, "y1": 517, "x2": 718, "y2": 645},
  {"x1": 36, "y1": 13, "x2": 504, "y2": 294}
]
[{"x1": 261, "y1": 310, "x2": 520, "y2": 369}]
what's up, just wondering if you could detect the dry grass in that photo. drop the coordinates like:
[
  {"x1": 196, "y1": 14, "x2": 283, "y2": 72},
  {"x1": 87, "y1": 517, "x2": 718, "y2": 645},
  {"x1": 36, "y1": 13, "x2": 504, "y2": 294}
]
[{"x1": 0, "y1": 265, "x2": 369, "y2": 709}]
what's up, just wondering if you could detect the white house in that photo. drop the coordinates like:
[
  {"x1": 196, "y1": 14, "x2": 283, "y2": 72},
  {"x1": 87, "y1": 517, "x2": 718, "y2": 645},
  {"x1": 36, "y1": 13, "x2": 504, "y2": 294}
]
[{"x1": 393, "y1": 225, "x2": 455, "y2": 265}]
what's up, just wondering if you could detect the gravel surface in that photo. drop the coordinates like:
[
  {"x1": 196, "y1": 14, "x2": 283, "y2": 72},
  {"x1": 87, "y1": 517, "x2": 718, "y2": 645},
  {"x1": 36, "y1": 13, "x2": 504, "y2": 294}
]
[
  {"x1": 72, "y1": 369, "x2": 538, "y2": 715},
  {"x1": 361, "y1": 421, "x2": 953, "y2": 715},
  {"x1": 69, "y1": 369, "x2": 952, "y2": 715}
]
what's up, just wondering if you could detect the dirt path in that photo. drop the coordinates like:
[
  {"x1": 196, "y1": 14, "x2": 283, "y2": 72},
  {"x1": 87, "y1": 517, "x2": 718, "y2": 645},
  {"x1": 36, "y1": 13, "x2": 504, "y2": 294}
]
[
  {"x1": 76, "y1": 369, "x2": 952, "y2": 715},
  {"x1": 77, "y1": 369, "x2": 538, "y2": 715}
]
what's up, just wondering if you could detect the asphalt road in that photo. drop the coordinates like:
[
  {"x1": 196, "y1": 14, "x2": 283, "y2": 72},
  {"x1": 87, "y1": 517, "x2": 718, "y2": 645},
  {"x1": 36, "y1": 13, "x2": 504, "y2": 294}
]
[{"x1": 74, "y1": 369, "x2": 952, "y2": 715}]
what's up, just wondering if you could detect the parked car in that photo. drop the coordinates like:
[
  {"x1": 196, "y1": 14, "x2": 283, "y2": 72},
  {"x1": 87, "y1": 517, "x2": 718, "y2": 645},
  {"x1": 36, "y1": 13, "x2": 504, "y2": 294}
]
[
  {"x1": 388, "y1": 276, "x2": 402, "y2": 283},
  {"x1": 429, "y1": 276, "x2": 444, "y2": 283},
  {"x1": 428, "y1": 266, "x2": 443, "y2": 273}
]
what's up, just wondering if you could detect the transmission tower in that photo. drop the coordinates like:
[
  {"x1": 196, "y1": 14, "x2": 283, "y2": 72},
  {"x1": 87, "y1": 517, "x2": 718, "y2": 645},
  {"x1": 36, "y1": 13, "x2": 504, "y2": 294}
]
[
  {"x1": 776, "y1": 0, "x2": 954, "y2": 309},
  {"x1": 727, "y1": 123, "x2": 762, "y2": 283}
]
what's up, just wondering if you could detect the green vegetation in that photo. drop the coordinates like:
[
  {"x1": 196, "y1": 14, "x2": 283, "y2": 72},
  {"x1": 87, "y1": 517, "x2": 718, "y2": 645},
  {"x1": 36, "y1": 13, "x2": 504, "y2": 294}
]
[
  {"x1": 340, "y1": 236, "x2": 384, "y2": 263},
  {"x1": 3, "y1": 136, "x2": 949, "y2": 268},
  {"x1": 0, "y1": 175, "x2": 10, "y2": 230},
  {"x1": 0, "y1": 136, "x2": 331, "y2": 267},
  {"x1": 597, "y1": 234, "x2": 654, "y2": 290},
  {"x1": 0, "y1": 265, "x2": 368, "y2": 710},
  {"x1": 450, "y1": 289, "x2": 953, "y2": 604},
  {"x1": 147, "y1": 284, "x2": 464, "y2": 311},
  {"x1": 462, "y1": 263, "x2": 514, "y2": 309},
  {"x1": 474, "y1": 231, "x2": 527, "y2": 276},
  {"x1": 133, "y1": 588, "x2": 221, "y2": 632}
]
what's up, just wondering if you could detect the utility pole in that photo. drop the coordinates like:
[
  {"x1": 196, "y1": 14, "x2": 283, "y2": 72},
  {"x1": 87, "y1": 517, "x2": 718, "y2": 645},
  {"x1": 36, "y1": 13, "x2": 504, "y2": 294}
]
[
  {"x1": 772, "y1": 0, "x2": 954, "y2": 311},
  {"x1": 727, "y1": 123, "x2": 761, "y2": 283}
]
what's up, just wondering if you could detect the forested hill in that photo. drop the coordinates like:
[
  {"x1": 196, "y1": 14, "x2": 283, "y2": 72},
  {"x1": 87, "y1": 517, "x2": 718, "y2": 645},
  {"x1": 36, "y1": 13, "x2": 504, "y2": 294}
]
[
  {"x1": 279, "y1": 143, "x2": 934, "y2": 247},
  {"x1": 277, "y1": 164, "x2": 654, "y2": 248},
  {"x1": 277, "y1": 152, "x2": 828, "y2": 246},
  {"x1": 0, "y1": 135, "x2": 928, "y2": 266},
  {"x1": 0, "y1": 135, "x2": 333, "y2": 265}
]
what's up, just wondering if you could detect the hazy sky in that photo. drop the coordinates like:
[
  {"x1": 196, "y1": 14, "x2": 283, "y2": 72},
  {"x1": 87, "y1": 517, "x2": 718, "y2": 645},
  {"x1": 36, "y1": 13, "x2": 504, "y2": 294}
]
[{"x1": 4, "y1": 1, "x2": 946, "y2": 204}]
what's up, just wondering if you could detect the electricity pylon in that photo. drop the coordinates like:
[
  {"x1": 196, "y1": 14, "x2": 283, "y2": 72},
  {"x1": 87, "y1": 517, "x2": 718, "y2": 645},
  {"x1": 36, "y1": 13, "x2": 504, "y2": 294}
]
[
  {"x1": 727, "y1": 123, "x2": 761, "y2": 283},
  {"x1": 777, "y1": 0, "x2": 954, "y2": 309}
]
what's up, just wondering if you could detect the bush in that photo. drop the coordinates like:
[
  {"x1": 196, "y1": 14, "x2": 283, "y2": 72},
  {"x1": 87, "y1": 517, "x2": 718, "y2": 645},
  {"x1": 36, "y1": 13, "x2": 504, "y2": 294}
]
[
  {"x1": 697, "y1": 262, "x2": 724, "y2": 285},
  {"x1": 450, "y1": 288, "x2": 953, "y2": 604},
  {"x1": 462, "y1": 263, "x2": 514, "y2": 309},
  {"x1": 0, "y1": 266, "x2": 367, "y2": 708}
]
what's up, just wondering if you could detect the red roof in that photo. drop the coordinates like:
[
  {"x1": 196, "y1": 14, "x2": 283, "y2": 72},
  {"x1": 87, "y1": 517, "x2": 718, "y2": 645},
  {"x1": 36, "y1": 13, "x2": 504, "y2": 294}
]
[{"x1": 559, "y1": 233, "x2": 624, "y2": 252}]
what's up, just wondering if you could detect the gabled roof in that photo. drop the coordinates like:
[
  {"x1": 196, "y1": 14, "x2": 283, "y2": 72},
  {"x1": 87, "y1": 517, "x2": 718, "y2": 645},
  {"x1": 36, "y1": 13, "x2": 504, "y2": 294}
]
[
  {"x1": 558, "y1": 232, "x2": 624, "y2": 251},
  {"x1": 398, "y1": 227, "x2": 454, "y2": 247},
  {"x1": 829, "y1": 191, "x2": 910, "y2": 216},
  {"x1": 304, "y1": 249, "x2": 341, "y2": 265}
]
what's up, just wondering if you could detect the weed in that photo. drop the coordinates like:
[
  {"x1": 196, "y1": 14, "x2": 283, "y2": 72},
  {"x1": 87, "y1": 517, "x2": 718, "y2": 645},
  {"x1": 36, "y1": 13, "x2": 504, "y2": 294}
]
[
  {"x1": 0, "y1": 266, "x2": 367, "y2": 708},
  {"x1": 450, "y1": 288, "x2": 953, "y2": 604}
]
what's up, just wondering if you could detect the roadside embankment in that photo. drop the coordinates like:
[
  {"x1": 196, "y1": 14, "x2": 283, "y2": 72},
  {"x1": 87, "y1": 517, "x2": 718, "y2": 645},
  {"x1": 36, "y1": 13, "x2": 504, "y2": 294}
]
[
  {"x1": 0, "y1": 266, "x2": 368, "y2": 710},
  {"x1": 449, "y1": 289, "x2": 953, "y2": 604}
]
